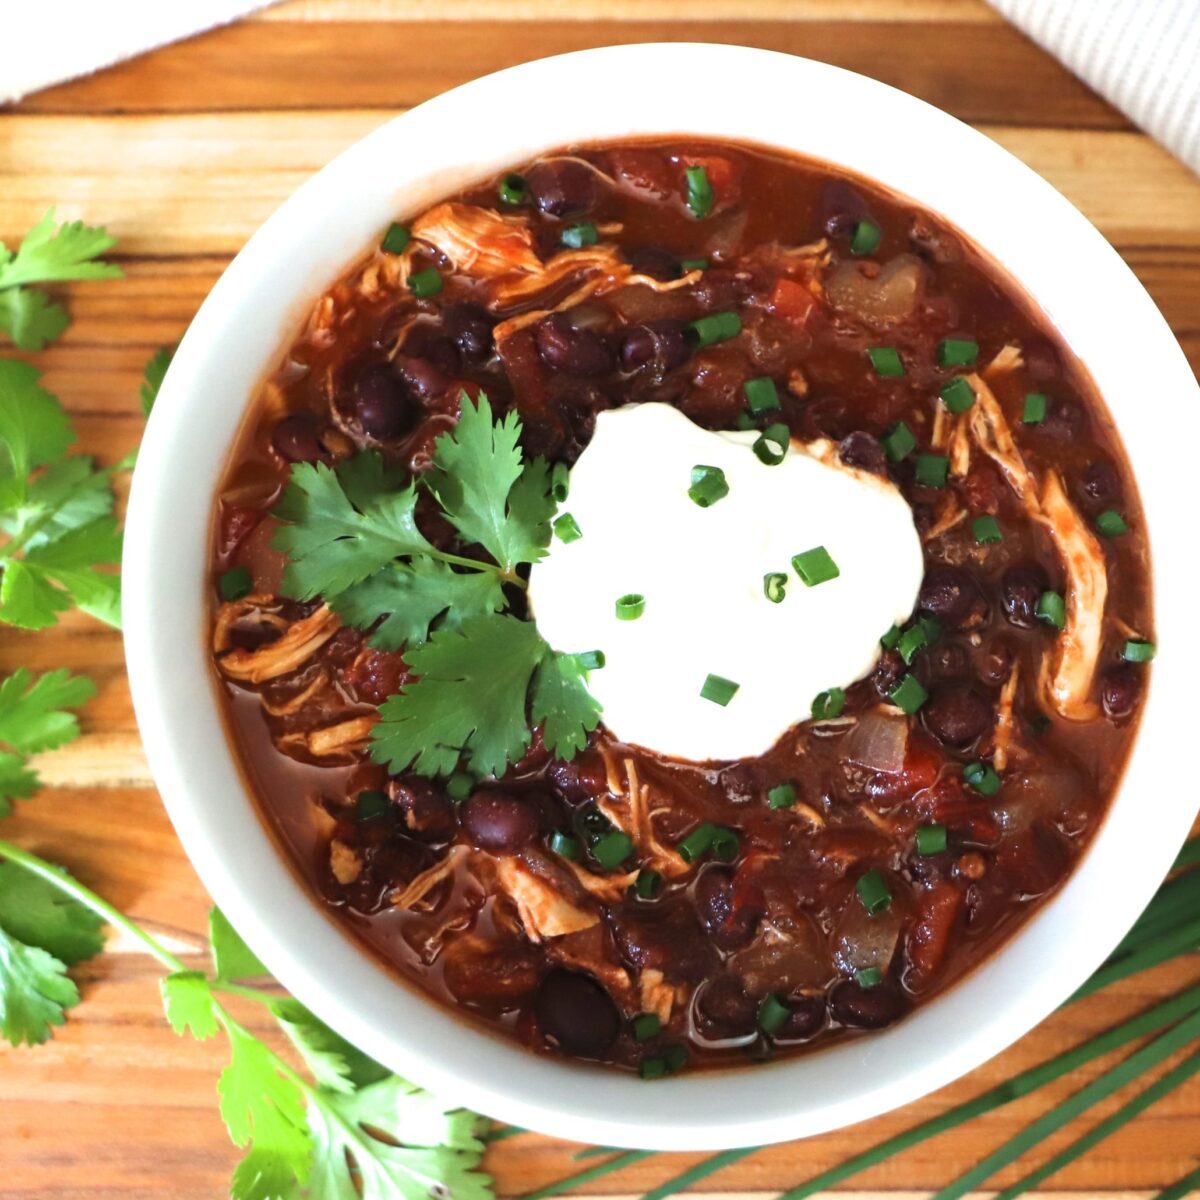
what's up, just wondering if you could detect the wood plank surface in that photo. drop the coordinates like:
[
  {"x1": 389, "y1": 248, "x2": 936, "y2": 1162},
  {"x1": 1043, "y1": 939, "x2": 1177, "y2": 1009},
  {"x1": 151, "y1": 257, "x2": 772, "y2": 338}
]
[{"x1": 1, "y1": 0, "x2": 1198, "y2": 1197}]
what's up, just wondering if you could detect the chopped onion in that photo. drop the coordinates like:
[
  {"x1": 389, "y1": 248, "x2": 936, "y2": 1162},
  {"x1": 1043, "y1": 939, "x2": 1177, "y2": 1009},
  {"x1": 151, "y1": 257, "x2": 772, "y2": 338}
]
[
  {"x1": 846, "y1": 710, "x2": 908, "y2": 774},
  {"x1": 826, "y1": 253, "x2": 926, "y2": 324}
]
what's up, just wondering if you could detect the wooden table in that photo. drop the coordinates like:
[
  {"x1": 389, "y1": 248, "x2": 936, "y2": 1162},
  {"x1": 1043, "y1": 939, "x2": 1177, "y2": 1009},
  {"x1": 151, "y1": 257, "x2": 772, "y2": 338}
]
[{"x1": 1, "y1": 1, "x2": 1198, "y2": 1196}]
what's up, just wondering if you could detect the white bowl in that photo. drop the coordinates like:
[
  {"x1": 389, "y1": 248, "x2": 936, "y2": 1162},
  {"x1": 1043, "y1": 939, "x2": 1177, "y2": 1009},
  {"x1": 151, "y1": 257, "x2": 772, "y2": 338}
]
[{"x1": 123, "y1": 43, "x2": 1199, "y2": 1151}]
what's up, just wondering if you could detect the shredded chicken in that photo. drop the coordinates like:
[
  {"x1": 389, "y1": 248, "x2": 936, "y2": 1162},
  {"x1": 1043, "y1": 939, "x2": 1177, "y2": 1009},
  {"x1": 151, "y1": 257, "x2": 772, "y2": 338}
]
[
  {"x1": 963, "y1": 371, "x2": 1040, "y2": 515},
  {"x1": 304, "y1": 714, "x2": 377, "y2": 759},
  {"x1": 993, "y1": 662, "x2": 1021, "y2": 772},
  {"x1": 639, "y1": 968, "x2": 678, "y2": 1024},
  {"x1": 985, "y1": 343, "x2": 1024, "y2": 376},
  {"x1": 493, "y1": 858, "x2": 599, "y2": 942},
  {"x1": 391, "y1": 845, "x2": 469, "y2": 911},
  {"x1": 931, "y1": 402, "x2": 949, "y2": 451},
  {"x1": 329, "y1": 840, "x2": 362, "y2": 885},
  {"x1": 216, "y1": 603, "x2": 341, "y2": 684},
  {"x1": 260, "y1": 670, "x2": 330, "y2": 717},
  {"x1": 616, "y1": 757, "x2": 690, "y2": 878},
  {"x1": 787, "y1": 366, "x2": 809, "y2": 398},
  {"x1": 947, "y1": 412, "x2": 973, "y2": 478},
  {"x1": 411, "y1": 202, "x2": 541, "y2": 278},
  {"x1": 564, "y1": 859, "x2": 639, "y2": 903},
  {"x1": 793, "y1": 800, "x2": 826, "y2": 828},
  {"x1": 923, "y1": 498, "x2": 969, "y2": 541}
]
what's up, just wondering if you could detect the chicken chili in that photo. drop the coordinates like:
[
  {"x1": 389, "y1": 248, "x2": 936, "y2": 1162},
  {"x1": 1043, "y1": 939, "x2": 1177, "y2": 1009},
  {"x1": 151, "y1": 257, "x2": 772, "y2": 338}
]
[{"x1": 211, "y1": 139, "x2": 1151, "y2": 1075}]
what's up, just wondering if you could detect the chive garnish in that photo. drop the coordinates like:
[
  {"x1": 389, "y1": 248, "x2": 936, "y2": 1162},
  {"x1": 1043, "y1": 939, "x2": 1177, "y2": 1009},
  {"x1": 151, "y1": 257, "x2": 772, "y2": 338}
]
[
  {"x1": 972, "y1": 515, "x2": 1002, "y2": 544},
  {"x1": 940, "y1": 377, "x2": 976, "y2": 413},
  {"x1": 1096, "y1": 509, "x2": 1129, "y2": 537},
  {"x1": 855, "y1": 966, "x2": 883, "y2": 989},
  {"x1": 763, "y1": 572, "x2": 788, "y2": 603},
  {"x1": 550, "y1": 831, "x2": 581, "y2": 860},
  {"x1": 850, "y1": 220, "x2": 882, "y2": 256},
  {"x1": 767, "y1": 783, "x2": 797, "y2": 810},
  {"x1": 634, "y1": 868, "x2": 663, "y2": 899},
  {"x1": 497, "y1": 173, "x2": 527, "y2": 205},
  {"x1": 561, "y1": 222, "x2": 599, "y2": 249},
  {"x1": 677, "y1": 822, "x2": 717, "y2": 864},
  {"x1": 688, "y1": 311, "x2": 741, "y2": 347},
  {"x1": 355, "y1": 790, "x2": 389, "y2": 821},
  {"x1": 867, "y1": 347, "x2": 905, "y2": 377},
  {"x1": 679, "y1": 257, "x2": 709, "y2": 271},
  {"x1": 791, "y1": 546, "x2": 839, "y2": 587},
  {"x1": 882, "y1": 421, "x2": 917, "y2": 461},
  {"x1": 916, "y1": 824, "x2": 948, "y2": 855},
  {"x1": 757, "y1": 995, "x2": 791, "y2": 1035},
  {"x1": 897, "y1": 624, "x2": 928, "y2": 665},
  {"x1": 938, "y1": 337, "x2": 979, "y2": 367},
  {"x1": 218, "y1": 565, "x2": 252, "y2": 601},
  {"x1": 914, "y1": 453, "x2": 949, "y2": 488},
  {"x1": 753, "y1": 424, "x2": 789, "y2": 465},
  {"x1": 880, "y1": 624, "x2": 903, "y2": 650},
  {"x1": 632, "y1": 1013, "x2": 662, "y2": 1042},
  {"x1": 553, "y1": 512, "x2": 582, "y2": 543},
  {"x1": 663, "y1": 1044, "x2": 688, "y2": 1072},
  {"x1": 888, "y1": 674, "x2": 928, "y2": 714},
  {"x1": 812, "y1": 687, "x2": 846, "y2": 719},
  {"x1": 1123, "y1": 639, "x2": 1156, "y2": 662},
  {"x1": 550, "y1": 461, "x2": 570, "y2": 501},
  {"x1": 964, "y1": 761, "x2": 1002, "y2": 796},
  {"x1": 446, "y1": 772, "x2": 473, "y2": 801},
  {"x1": 381, "y1": 222, "x2": 410, "y2": 254},
  {"x1": 744, "y1": 376, "x2": 781, "y2": 413},
  {"x1": 688, "y1": 464, "x2": 730, "y2": 508},
  {"x1": 615, "y1": 593, "x2": 645, "y2": 621},
  {"x1": 700, "y1": 673, "x2": 739, "y2": 706},
  {"x1": 1023, "y1": 392, "x2": 1048, "y2": 424},
  {"x1": 591, "y1": 830, "x2": 633, "y2": 869},
  {"x1": 639, "y1": 1057, "x2": 668, "y2": 1080},
  {"x1": 1036, "y1": 590, "x2": 1066, "y2": 630},
  {"x1": 856, "y1": 868, "x2": 892, "y2": 915},
  {"x1": 407, "y1": 267, "x2": 442, "y2": 298},
  {"x1": 576, "y1": 650, "x2": 605, "y2": 670},
  {"x1": 685, "y1": 165, "x2": 714, "y2": 219}
]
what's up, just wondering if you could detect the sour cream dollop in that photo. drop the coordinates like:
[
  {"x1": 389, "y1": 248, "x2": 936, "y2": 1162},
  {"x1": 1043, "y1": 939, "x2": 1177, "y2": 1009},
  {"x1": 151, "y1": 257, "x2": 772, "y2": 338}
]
[{"x1": 528, "y1": 403, "x2": 924, "y2": 762}]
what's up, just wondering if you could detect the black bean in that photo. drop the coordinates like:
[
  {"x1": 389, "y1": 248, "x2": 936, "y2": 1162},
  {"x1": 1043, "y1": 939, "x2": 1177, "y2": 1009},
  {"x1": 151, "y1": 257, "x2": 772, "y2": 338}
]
[
  {"x1": 872, "y1": 648, "x2": 906, "y2": 701},
  {"x1": 352, "y1": 362, "x2": 412, "y2": 440},
  {"x1": 271, "y1": 412, "x2": 326, "y2": 463},
  {"x1": 1076, "y1": 460, "x2": 1122, "y2": 514},
  {"x1": 545, "y1": 753, "x2": 609, "y2": 803},
  {"x1": 461, "y1": 791, "x2": 538, "y2": 853},
  {"x1": 534, "y1": 969, "x2": 620, "y2": 1057},
  {"x1": 526, "y1": 158, "x2": 603, "y2": 218},
  {"x1": 402, "y1": 323, "x2": 461, "y2": 375},
  {"x1": 780, "y1": 995, "x2": 828, "y2": 1041},
  {"x1": 694, "y1": 866, "x2": 761, "y2": 951},
  {"x1": 624, "y1": 245, "x2": 681, "y2": 282},
  {"x1": 838, "y1": 431, "x2": 886, "y2": 476},
  {"x1": 830, "y1": 979, "x2": 907, "y2": 1029},
  {"x1": 1001, "y1": 566, "x2": 1049, "y2": 629},
  {"x1": 443, "y1": 302, "x2": 495, "y2": 362},
  {"x1": 919, "y1": 566, "x2": 987, "y2": 629},
  {"x1": 1039, "y1": 397, "x2": 1089, "y2": 441},
  {"x1": 819, "y1": 181, "x2": 874, "y2": 239},
  {"x1": 619, "y1": 319, "x2": 691, "y2": 374},
  {"x1": 695, "y1": 975, "x2": 757, "y2": 1040},
  {"x1": 1101, "y1": 663, "x2": 1141, "y2": 720},
  {"x1": 692, "y1": 267, "x2": 751, "y2": 310},
  {"x1": 535, "y1": 312, "x2": 613, "y2": 376},
  {"x1": 922, "y1": 684, "x2": 994, "y2": 748},
  {"x1": 395, "y1": 356, "x2": 450, "y2": 401},
  {"x1": 610, "y1": 904, "x2": 712, "y2": 983},
  {"x1": 388, "y1": 777, "x2": 456, "y2": 841}
]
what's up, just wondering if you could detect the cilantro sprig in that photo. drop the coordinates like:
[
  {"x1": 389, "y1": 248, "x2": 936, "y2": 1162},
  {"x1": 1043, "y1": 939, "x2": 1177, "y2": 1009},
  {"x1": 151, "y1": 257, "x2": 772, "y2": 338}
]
[{"x1": 271, "y1": 393, "x2": 601, "y2": 778}]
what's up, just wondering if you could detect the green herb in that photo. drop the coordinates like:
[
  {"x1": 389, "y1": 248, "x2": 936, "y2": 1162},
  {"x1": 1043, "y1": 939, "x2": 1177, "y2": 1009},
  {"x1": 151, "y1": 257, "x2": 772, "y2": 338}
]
[
  {"x1": 897, "y1": 623, "x2": 929, "y2": 665},
  {"x1": 767, "y1": 783, "x2": 797, "y2": 809},
  {"x1": 914, "y1": 453, "x2": 949, "y2": 488},
  {"x1": 811, "y1": 687, "x2": 845, "y2": 719},
  {"x1": 710, "y1": 827, "x2": 740, "y2": 861},
  {"x1": 1036, "y1": 589, "x2": 1066, "y2": 630},
  {"x1": 217, "y1": 565, "x2": 252, "y2": 601},
  {"x1": 677, "y1": 822, "x2": 717, "y2": 864},
  {"x1": 685, "y1": 165, "x2": 714, "y2": 218},
  {"x1": 856, "y1": 966, "x2": 883, "y2": 988},
  {"x1": 763, "y1": 572, "x2": 787, "y2": 603},
  {"x1": 498, "y1": 173, "x2": 527, "y2": 205},
  {"x1": 1023, "y1": 392, "x2": 1048, "y2": 424},
  {"x1": 964, "y1": 761, "x2": 1001, "y2": 796},
  {"x1": 679, "y1": 258, "x2": 708, "y2": 272},
  {"x1": 140, "y1": 345, "x2": 174, "y2": 416},
  {"x1": 446, "y1": 772, "x2": 473, "y2": 801},
  {"x1": 743, "y1": 377, "x2": 780, "y2": 413},
  {"x1": 1123, "y1": 639, "x2": 1156, "y2": 662},
  {"x1": 687, "y1": 312, "x2": 741, "y2": 347},
  {"x1": 577, "y1": 649, "x2": 605, "y2": 670},
  {"x1": 408, "y1": 267, "x2": 443, "y2": 298},
  {"x1": 561, "y1": 222, "x2": 599, "y2": 250},
  {"x1": 549, "y1": 831, "x2": 581, "y2": 860},
  {"x1": 700, "y1": 673, "x2": 739, "y2": 706},
  {"x1": 634, "y1": 869, "x2": 662, "y2": 899},
  {"x1": 554, "y1": 512, "x2": 582, "y2": 542},
  {"x1": 791, "y1": 545, "x2": 839, "y2": 587},
  {"x1": 850, "y1": 220, "x2": 882, "y2": 256},
  {"x1": 1095, "y1": 509, "x2": 1129, "y2": 537},
  {"x1": 616, "y1": 593, "x2": 645, "y2": 620},
  {"x1": 937, "y1": 338, "x2": 979, "y2": 367},
  {"x1": 632, "y1": 1013, "x2": 661, "y2": 1042},
  {"x1": 888, "y1": 674, "x2": 928, "y2": 714},
  {"x1": 972, "y1": 515, "x2": 1002, "y2": 544},
  {"x1": 916, "y1": 824, "x2": 948, "y2": 855},
  {"x1": 880, "y1": 624, "x2": 903, "y2": 649},
  {"x1": 381, "y1": 222, "x2": 410, "y2": 254},
  {"x1": 940, "y1": 377, "x2": 976, "y2": 413},
  {"x1": 882, "y1": 421, "x2": 917, "y2": 461},
  {"x1": 591, "y1": 830, "x2": 633, "y2": 870},
  {"x1": 639, "y1": 1057, "x2": 668, "y2": 1080},
  {"x1": 757, "y1": 995, "x2": 791, "y2": 1035},
  {"x1": 550, "y1": 461, "x2": 570, "y2": 502},
  {"x1": 688, "y1": 464, "x2": 729, "y2": 507},
  {"x1": 356, "y1": 790, "x2": 389, "y2": 821},
  {"x1": 856, "y1": 868, "x2": 892, "y2": 915},
  {"x1": 753, "y1": 423, "x2": 790, "y2": 465},
  {"x1": 867, "y1": 347, "x2": 905, "y2": 377}
]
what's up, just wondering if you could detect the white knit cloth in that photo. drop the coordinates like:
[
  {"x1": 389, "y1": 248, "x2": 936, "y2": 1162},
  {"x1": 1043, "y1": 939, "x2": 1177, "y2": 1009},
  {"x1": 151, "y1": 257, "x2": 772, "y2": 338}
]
[{"x1": 989, "y1": 0, "x2": 1200, "y2": 172}]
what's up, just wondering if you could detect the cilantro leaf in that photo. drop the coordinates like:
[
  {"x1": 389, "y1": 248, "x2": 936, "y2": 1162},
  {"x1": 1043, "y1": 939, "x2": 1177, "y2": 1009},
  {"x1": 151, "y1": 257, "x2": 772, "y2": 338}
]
[
  {"x1": 0, "y1": 924, "x2": 79, "y2": 1046},
  {"x1": 273, "y1": 462, "x2": 432, "y2": 601},
  {"x1": 0, "y1": 287, "x2": 70, "y2": 351},
  {"x1": 0, "y1": 360, "x2": 73, "y2": 491},
  {"x1": 0, "y1": 209, "x2": 122, "y2": 290},
  {"x1": 210, "y1": 907, "x2": 269, "y2": 982},
  {"x1": 531, "y1": 650, "x2": 603, "y2": 761},
  {"x1": 0, "y1": 860, "x2": 104, "y2": 964},
  {"x1": 162, "y1": 970, "x2": 221, "y2": 1040},
  {"x1": 140, "y1": 345, "x2": 174, "y2": 416},
  {"x1": 427, "y1": 395, "x2": 555, "y2": 572},
  {"x1": 371, "y1": 612, "x2": 544, "y2": 778},
  {"x1": 333, "y1": 558, "x2": 504, "y2": 652},
  {"x1": 0, "y1": 752, "x2": 37, "y2": 813},
  {"x1": 5, "y1": 455, "x2": 117, "y2": 548},
  {"x1": 271, "y1": 997, "x2": 388, "y2": 1095}
]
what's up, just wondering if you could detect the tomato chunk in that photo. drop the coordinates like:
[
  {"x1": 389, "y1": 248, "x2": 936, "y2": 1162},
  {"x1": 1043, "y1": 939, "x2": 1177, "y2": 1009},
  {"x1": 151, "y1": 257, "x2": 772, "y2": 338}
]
[
  {"x1": 769, "y1": 277, "x2": 818, "y2": 326},
  {"x1": 906, "y1": 880, "x2": 963, "y2": 989}
]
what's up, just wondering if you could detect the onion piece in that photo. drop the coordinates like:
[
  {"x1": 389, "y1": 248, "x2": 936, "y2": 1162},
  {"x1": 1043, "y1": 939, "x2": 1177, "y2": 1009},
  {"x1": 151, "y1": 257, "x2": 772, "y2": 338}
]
[
  {"x1": 846, "y1": 710, "x2": 909, "y2": 775},
  {"x1": 825, "y1": 253, "x2": 926, "y2": 324}
]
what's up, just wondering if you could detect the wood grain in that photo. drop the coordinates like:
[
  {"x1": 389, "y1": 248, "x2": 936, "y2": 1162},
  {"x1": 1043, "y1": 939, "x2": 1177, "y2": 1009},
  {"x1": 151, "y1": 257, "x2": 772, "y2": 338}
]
[{"x1": 1, "y1": 0, "x2": 1198, "y2": 1197}]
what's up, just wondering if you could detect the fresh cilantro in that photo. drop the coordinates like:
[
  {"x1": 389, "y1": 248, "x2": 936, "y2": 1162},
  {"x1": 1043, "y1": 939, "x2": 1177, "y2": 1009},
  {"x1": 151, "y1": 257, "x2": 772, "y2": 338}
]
[
  {"x1": 0, "y1": 209, "x2": 122, "y2": 351},
  {"x1": 140, "y1": 345, "x2": 174, "y2": 416},
  {"x1": 0, "y1": 924, "x2": 79, "y2": 1046},
  {"x1": 0, "y1": 860, "x2": 104, "y2": 964},
  {"x1": 162, "y1": 970, "x2": 222, "y2": 1039},
  {"x1": 210, "y1": 906, "x2": 268, "y2": 982},
  {"x1": 271, "y1": 996, "x2": 389, "y2": 1094},
  {"x1": 532, "y1": 650, "x2": 603, "y2": 760}
]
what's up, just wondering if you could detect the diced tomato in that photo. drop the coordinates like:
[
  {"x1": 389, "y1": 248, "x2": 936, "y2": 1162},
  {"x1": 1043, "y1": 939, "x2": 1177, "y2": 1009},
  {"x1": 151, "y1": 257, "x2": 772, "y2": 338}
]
[
  {"x1": 343, "y1": 648, "x2": 411, "y2": 705},
  {"x1": 900, "y1": 738, "x2": 940, "y2": 794},
  {"x1": 906, "y1": 880, "x2": 963, "y2": 989},
  {"x1": 768, "y1": 277, "x2": 818, "y2": 326},
  {"x1": 677, "y1": 153, "x2": 745, "y2": 211}
]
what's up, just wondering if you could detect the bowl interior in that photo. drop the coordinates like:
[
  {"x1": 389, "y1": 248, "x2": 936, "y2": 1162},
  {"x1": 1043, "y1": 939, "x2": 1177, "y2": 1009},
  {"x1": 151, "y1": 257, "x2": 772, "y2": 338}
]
[{"x1": 122, "y1": 43, "x2": 1200, "y2": 1151}]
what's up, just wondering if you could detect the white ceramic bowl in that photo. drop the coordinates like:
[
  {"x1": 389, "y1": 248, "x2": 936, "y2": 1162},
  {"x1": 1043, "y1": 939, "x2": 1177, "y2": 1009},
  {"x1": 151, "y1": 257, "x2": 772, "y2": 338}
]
[{"x1": 124, "y1": 43, "x2": 1200, "y2": 1151}]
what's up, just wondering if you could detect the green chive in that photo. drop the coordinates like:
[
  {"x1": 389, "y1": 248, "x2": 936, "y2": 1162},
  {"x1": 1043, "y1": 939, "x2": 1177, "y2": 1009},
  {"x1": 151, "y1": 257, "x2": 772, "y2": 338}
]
[
  {"x1": 850, "y1": 220, "x2": 882, "y2": 256},
  {"x1": 940, "y1": 377, "x2": 976, "y2": 414},
  {"x1": 679, "y1": 257, "x2": 709, "y2": 271},
  {"x1": 897, "y1": 624, "x2": 928, "y2": 665},
  {"x1": 446, "y1": 772, "x2": 473, "y2": 801},
  {"x1": 964, "y1": 761, "x2": 1002, "y2": 796},
  {"x1": 938, "y1": 338, "x2": 979, "y2": 368},
  {"x1": 867, "y1": 347, "x2": 905, "y2": 377},
  {"x1": 972, "y1": 515, "x2": 1002, "y2": 544},
  {"x1": 812, "y1": 687, "x2": 846, "y2": 720},
  {"x1": 1096, "y1": 509, "x2": 1129, "y2": 537},
  {"x1": 918, "y1": 614, "x2": 943, "y2": 644},
  {"x1": 663, "y1": 1043, "x2": 688, "y2": 1072},
  {"x1": 356, "y1": 790, "x2": 389, "y2": 821},
  {"x1": 1023, "y1": 392, "x2": 1047, "y2": 424},
  {"x1": 553, "y1": 512, "x2": 582, "y2": 543},
  {"x1": 615, "y1": 593, "x2": 645, "y2": 621},
  {"x1": 710, "y1": 827, "x2": 740, "y2": 861},
  {"x1": 688, "y1": 311, "x2": 741, "y2": 347},
  {"x1": 753, "y1": 423, "x2": 790, "y2": 465},
  {"x1": 218, "y1": 565, "x2": 252, "y2": 601},
  {"x1": 688, "y1": 464, "x2": 729, "y2": 507},
  {"x1": 634, "y1": 868, "x2": 663, "y2": 899},
  {"x1": 639, "y1": 1057, "x2": 668, "y2": 1080},
  {"x1": 914, "y1": 453, "x2": 949, "y2": 488},
  {"x1": 1123, "y1": 639, "x2": 1156, "y2": 662},
  {"x1": 678, "y1": 822, "x2": 717, "y2": 864},
  {"x1": 882, "y1": 421, "x2": 917, "y2": 462},
  {"x1": 889, "y1": 674, "x2": 928, "y2": 714},
  {"x1": 758, "y1": 995, "x2": 791, "y2": 1035},
  {"x1": 577, "y1": 649, "x2": 605, "y2": 670},
  {"x1": 381, "y1": 222, "x2": 410, "y2": 254},
  {"x1": 408, "y1": 267, "x2": 443, "y2": 298},
  {"x1": 856, "y1": 966, "x2": 883, "y2": 989},
  {"x1": 763, "y1": 572, "x2": 788, "y2": 603},
  {"x1": 880, "y1": 624, "x2": 903, "y2": 649},
  {"x1": 632, "y1": 1013, "x2": 662, "y2": 1042},
  {"x1": 767, "y1": 783, "x2": 797, "y2": 810},
  {"x1": 550, "y1": 461, "x2": 570, "y2": 501},
  {"x1": 497, "y1": 173, "x2": 527, "y2": 205},
  {"x1": 591, "y1": 830, "x2": 633, "y2": 869},
  {"x1": 856, "y1": 868, "x2": 892, "y2": 915},
  {"x1": 700, "y1": 673, "x2": 739, "y2": 706},
  {"x1": 734, "y1": 411, "x2": 757, "y2": 431},
  {"x1": 1036, "y1": 590, "x2": 1066, "y2": 630},
  {"x1": 550, "y1": 831, "x2": 581, "y2": 860},
  {"x1": 917, "y1": 824, "x2": 948, "y2": 855},
  {"x1": 792, "y1": 545, "x2": 840, "y2": 587},
  {"x1": 685, "y1": 165, "x2": 714, "y2": 218},
  {"x1": 561, "y1": 221, "x2": 598, "y2": 250},
  {"x1": 744, "y1": 376, "x2": 781, "y2": 413}
]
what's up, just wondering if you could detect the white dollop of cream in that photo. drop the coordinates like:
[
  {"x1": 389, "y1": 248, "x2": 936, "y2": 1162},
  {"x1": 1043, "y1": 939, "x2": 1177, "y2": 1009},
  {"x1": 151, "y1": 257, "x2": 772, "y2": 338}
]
[{"x1": 528, "y1": 403, "x2": 924, "y2": 762}]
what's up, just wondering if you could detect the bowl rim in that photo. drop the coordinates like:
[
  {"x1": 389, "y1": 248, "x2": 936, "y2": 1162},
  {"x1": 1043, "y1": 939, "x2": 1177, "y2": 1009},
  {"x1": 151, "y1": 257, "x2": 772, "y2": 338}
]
[{"x1": 123, "y1": 41, "x2": 1200, "y2": 1151}]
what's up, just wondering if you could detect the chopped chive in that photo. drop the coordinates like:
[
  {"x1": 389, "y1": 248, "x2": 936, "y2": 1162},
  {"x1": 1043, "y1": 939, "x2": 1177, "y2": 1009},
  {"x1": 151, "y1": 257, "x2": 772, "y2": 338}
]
[
  {"x1": 867, "y1": 347, "x2": 905, "y2": 377},
  {"x1": 1096, "y1": 509, "x2": 1129, "y2": 537},
  {"x1": 446, "y1": 772, "x2": 473, "y2": 801},
  {"x1": 553, "y1": 512, "x2": 582, "y2": 543},
  {"x1": 688, "y1": 464, "x2": 730, "y2": 507},
  {"x1": 1023, "y1": 392, "x2": 1047, "y2": 424},
  {"x1": 972, "y1": 515, "x2": 1003, "y2": 544},
  {"x1": 744, "y1": 376, "x2": 781, "y2": 413},
  {"x1": 1123, "y1": 639, "x2": 1156, "y2": 662},
  {"x1": 964, "y1": 761, "x2": 1002, "y2": 796},
  {"x1": 734, "y1": 411, "x2": 757, "y2": 431},
  {"x1": 889, "y1": 674, "x2": 928, "y2": 714},
  {"x1": 758, "y1": 995, "x2": 792, "y2": 1035},
  {"x1": 634, "y1": 868, "x2": 663, "y2": 899},
  {"x1": 856, "y1": 966, "x2": 883, "y2": 989},
  {"x1": 856, "y1": 868, "x2": 892, "y2": 915},
  {"x1": 550, "y1": 831, "x2": 581, "y2": 860},
  {"x1": 591, "y1": 830, "x2": 633, "y2": 870},
  {"x1": 940, "y1": 376, "x2": 977, "y2": 414},
  {"x1": 914, "y1": 453, "x2": 949, "y2": 488},
  {"x1": 880, "y1": 624, "x2": 903, "y2": 650},
  {"x1": 639, "y1": 1057, "x2": 668, "y2": 1080},
  {"x1": 577, "y1": 649, "x2": 605, "y2": 670},
  {"x1": 711, "y1": 826, "x2": 741, "y2": 862},
  {"x1": 685, "y1": 165, "x2": 714, "y2": 218},
  {"x1": 1036, "y1": 590, "x2": 1066, "y2": 630},
  {"x1": 561, "y1": 221, "x2": 599, "y2": 250},
  {"x1": 792, "y1": 545, "x2": 840, "y2": 587},
  {"x1": 615, "y1": 593, "x2": 645, "y2": 621},
  {"x1": 408, "y1": 267, "x2": 443, "y2": 298},
  {"x1": 381, "y1": 222, "x2": 410, "y2": 254},
  {"x1": 767, "y1": 783, "x2": 797, "y2": 810},
  {"x1": 356, "y1": 790, "x2": 389, "y2": 821},
  {"x1": 937, "y1": 338, "x2": 979, "y2": 368},
  {"x1": 916, "y1": 824, "x2": 948, "y2": 855},
  {"x1": 701, "y1": 673, "x2": 739, "y2": 706},
  {"x1": 687, "y1": 311, "x2": 741, "y2": 347},
  {"x1": 917, "y1": 615, "x2": 943, "y2": 644},
  {"x1": 497, "y1": 173, "x2": 527, "y2": 205},
  {"x1": 632, "y1": 1012, "x2": 662, "y2": 1042},
  {"x1": 679, "y1": 257, "x2": 709, "y2": 271},
  {"x1": 882, "y1": 421, "x2": 917, "y2": 462},
  {"x1": 850, "y1": 220, "x2": 882, "y2": 256},
  {"x1": 677, "y1": 821, "x2": 717, "y2": 864},
  {"x1": 812, "y1": 687, "x2": 846, "y2": 720},
  {"x1": 218, "y1": 565, "x2": 252, "y2": 601},
  {"x1": 753, "y1": 423, "x2": 790, "y2": 465},
  {"x1": 897, "y1": 625, "x2": 928, "y2": 665},
  {"x1": 763, "y1": 572, "x2": 788, "y2": 603},
  {"x1": 550, "y1": 461, "x2": 570, "y2": 502},
  {"x1": 663, "y1": 1043, "x2": 688, "y2": 1072}
]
